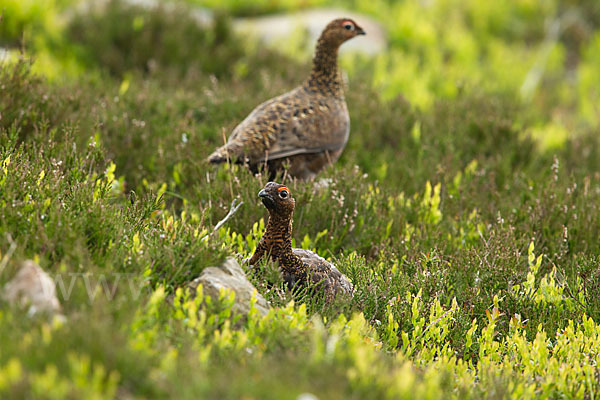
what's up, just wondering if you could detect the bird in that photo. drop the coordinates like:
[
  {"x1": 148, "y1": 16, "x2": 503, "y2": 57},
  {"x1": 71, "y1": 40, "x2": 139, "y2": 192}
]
[
  {"x1": 208, "y1": 18, "x2": 366, "y2": 180},
  {"x1": 245, "y1": 181, "x2": 353, "y2": 301}
]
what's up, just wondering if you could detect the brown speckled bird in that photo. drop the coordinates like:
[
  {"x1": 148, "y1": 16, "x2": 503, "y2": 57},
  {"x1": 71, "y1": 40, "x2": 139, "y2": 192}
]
[
  {"x1": 208, "y1": 18, "x2": 365, "y2": 180},
  {"x1": 246, "y1": 182, "x2": 353, "y2": 301}
]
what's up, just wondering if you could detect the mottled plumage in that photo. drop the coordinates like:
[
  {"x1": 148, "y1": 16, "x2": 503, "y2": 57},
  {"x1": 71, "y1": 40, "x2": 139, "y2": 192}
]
[
  {"x1": 208, "y1": 18, "x2": 365, "y2": 180},
  {"x1": 246, "y1": 182, "x2": 353, "y2": 301}
]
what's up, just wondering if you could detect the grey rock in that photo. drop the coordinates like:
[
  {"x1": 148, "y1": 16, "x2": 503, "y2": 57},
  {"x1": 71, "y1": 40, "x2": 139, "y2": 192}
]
[
  {"x1": 3, "y1": 260, "x2": 63, "y2": 318},
  {"x1": 68, "y1": 2, "x2": 385, "y2": 56},
  {"x1": 297, "y1": 394, "x2": 319, "y2": 400},
  {"x1": 189, "y1": 257, "x2": 269, "y2": 316},
  {"x1": 0, "y1": 48, "x2": 12, "y2": 62},
  {"x1": 234, "y1": 9, "x2": 387, "y2": 56},
  {"x1": 70, "y1": 0, "x2": 213, "y2": 26}
]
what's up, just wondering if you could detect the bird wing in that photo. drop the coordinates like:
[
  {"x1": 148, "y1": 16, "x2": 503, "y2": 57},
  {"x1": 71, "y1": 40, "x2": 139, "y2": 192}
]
[{"x1": 209, "y1": 87, "x2": 349, "y2": 163}]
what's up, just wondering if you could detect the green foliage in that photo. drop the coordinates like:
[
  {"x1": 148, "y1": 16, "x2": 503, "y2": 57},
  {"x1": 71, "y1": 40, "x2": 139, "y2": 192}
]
[
  {"x1": 64, "y1": 0, "x2": 297, "y2": 81},
  {"x1": 0, "y1": 0, "x2": 59, "y2": 46},
  {"x1": 66, "y1": 0, "x2": 242, "y2": 77},
  {"x1": 193, "y1": 0, "x2": 326, "y2": 17}
]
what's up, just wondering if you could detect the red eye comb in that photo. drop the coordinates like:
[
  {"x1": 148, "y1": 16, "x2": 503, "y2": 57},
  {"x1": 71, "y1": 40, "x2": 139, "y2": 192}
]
[{"x1": 277, "y1": 186, "x2": 290, "y2": 192}]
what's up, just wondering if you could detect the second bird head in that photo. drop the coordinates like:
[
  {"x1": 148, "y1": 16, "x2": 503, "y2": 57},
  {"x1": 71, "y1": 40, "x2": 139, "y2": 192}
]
[{"x1": 258, "y1": 182, "x2": 295, "y2": 216}]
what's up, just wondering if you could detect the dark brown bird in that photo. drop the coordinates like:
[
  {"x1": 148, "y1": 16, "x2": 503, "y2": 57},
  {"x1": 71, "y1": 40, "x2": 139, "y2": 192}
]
[
  {"x1": 246, "y1": 182, "x2": 353, "y2": 301},
  {"x1": 208, "y1": 18, "x2": 366, "y2": 180}
]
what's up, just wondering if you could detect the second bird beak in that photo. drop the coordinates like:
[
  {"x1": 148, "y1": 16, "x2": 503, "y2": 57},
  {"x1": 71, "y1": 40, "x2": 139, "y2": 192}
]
[
  {"x1": 356, "y1": 27, "x2": 366, "y2": 35},
  {"x1": 258, "y1": 188, "x2": 276, "y2": 209}
]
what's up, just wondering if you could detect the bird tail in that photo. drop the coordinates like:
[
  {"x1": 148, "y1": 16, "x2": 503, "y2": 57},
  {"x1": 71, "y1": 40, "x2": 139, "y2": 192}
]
[
  {"x1": 207, "y1": 146, "x2": 230, "y2": 164},
  {"x1": 208, "y1": 143, "x2": 247, "y2": 164}
]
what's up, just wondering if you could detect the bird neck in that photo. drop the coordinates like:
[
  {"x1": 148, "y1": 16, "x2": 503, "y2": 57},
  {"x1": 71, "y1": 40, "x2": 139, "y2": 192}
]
[
  {"x1": 265, "y1": 212, "x2": 293, "y2": 253},
  {"x1": 265, "y1": 212, "x2": 308, "y2": 276},
  {"x1": 305, "y1": 37, "x2": 344, "y2": 97}
]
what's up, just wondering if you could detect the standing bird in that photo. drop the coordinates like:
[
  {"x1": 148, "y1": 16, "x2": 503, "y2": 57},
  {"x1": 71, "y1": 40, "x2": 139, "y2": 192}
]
[
  {"x1": 246, "y1": 182, "x2": 353, "y2": 301},
  {"x1": 208, "y1": 19, "x2": 366, "y2": 180}
]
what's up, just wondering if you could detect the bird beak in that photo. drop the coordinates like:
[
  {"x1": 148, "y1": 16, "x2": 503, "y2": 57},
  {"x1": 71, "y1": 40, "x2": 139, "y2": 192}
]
[
  {"x1": 356, "y1": 27, "x2": 366, "y2": 35},
  {"x1": 258, "y1": 189, "x2": 275, "y2": 209}
]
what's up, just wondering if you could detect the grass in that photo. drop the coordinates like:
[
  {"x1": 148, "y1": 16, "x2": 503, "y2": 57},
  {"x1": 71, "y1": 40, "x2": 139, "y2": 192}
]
[{"x1": 1, "y1": 0, "x2": 600, "y2": 398}]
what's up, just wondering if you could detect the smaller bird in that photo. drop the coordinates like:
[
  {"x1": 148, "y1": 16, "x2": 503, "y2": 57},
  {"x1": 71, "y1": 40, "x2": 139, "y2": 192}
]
[
  {"x1": 246, "y1": 182, "x2": 353, "y2": 301},
  {"x1": 208, "y1": 18, "x2": 366, "y2": 180}
]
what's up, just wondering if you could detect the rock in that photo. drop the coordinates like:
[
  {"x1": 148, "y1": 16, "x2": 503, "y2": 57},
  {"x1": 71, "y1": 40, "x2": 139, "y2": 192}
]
[
  {"x1": 3, "y1": 260, "x2": 63, "y2": 318},
  {"x1": 68, "y1": 2, "x2": 386, "y2": 56},
  {"x1": 297, "y1": 394, "x2": 319, "y2": 400},
  {"x1": 189, "y1": 257, "x2": 269, "y2": 316},
  {"x1": 0, "y1": 48, "x2": 12, "y2": 62},
  {"x1": 70, "y1": 0, "x2": 213, "y2": 26},
  {"x1": 296, "y1": 393, "x2": 319, "y2": 400},
  {"x1": 233, "y1": 9, "x2": 387, "y2": 56}
]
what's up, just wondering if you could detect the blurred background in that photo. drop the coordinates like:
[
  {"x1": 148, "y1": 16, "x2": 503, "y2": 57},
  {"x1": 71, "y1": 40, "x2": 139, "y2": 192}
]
[{"x1": 2, "y1": 0, "x2": 600, "y2": 135}]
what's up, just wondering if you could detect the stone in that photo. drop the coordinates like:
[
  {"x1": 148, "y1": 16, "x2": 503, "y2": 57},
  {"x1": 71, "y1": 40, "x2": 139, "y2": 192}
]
[
  {"x1": 189, "y1": 257, "x2": 269, "y2": 316},
  {"x1": 297, "y1": 394, "x2": 319, "y2": 400},
  {"x1": 234, "y1": 9, "x2": 387, "y2": 56},
  {"x1": 69, "y1": 3, "x2": 386, "y2": 56},
  {"x1": 3, "y1": 260, "x2": 63, "y2": 318},
  {"x1": 70, "y1": 0, "x2": 212, "y2": 26}
]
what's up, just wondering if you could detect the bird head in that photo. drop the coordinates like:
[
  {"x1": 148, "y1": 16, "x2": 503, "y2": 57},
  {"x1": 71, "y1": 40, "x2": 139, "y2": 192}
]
[
  {"x1": 320, "y1": 18, "x2": 366, "y2": 46},
  {"x1": 258, "y1": 182, "x2": 295, "y2": 217}
]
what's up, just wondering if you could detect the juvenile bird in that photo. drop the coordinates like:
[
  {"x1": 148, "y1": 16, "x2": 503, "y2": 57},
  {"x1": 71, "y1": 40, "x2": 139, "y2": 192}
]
[
  {"x1": 246, "y1": 182, "x2": 353, "y2": 301},
  {"x1": 208, "y1": 19, "x2": 366, "y2": 180}
]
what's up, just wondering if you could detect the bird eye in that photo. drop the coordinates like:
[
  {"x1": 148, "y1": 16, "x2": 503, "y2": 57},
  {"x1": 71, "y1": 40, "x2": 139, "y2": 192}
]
[
  {"x1": 278, "y1": 190, "x2": 288, "y2": 199},
  {"x1": 344, "y1": 23, "x2": 354, "y2": 31}
]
